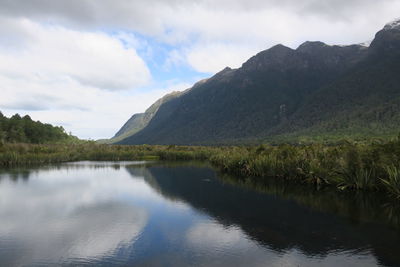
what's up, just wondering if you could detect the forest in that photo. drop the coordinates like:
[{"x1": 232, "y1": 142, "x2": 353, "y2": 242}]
[{"x1": 0, "y1": 112, "x2": 79, "y2": 144}]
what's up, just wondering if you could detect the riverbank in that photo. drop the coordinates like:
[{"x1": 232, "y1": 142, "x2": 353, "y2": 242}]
[
  {"x1": 1, "y1": 141, "x2": 400, "y2": 199},
  {"x1": 0, "y1": 143, "x2": 215, "y2": 166}
]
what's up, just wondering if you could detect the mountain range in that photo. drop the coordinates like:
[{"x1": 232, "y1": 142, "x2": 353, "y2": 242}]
[{"x1": 112, "y1": 19, "x2": 400, "y2": 145}]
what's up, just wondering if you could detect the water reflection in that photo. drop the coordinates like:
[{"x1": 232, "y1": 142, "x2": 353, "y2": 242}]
[
  {"x1": 0, "y1": 162, "x2": 149, "y2": 266},
  {"x1": 217, "y1": 172, "x2": 400, "y2": 230},
  {"x1": 0, "y1": 161, "x2": 398, "y2": 266},
  {"x1": 130, "y1": 163, "x2": 400, "y2": 267}
]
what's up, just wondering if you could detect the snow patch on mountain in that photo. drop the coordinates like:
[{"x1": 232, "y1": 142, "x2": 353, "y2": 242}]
[
  {"x1": 358, "y1": 40, "x2": 372, "y2": 47},
  {"x1": 384, "y1": 18, "x2": 400, "y2": 30}
]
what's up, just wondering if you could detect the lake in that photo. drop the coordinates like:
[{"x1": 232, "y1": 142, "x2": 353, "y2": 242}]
[{"x1": 0, "y1": 161, "x2": 399, "y2": 266}]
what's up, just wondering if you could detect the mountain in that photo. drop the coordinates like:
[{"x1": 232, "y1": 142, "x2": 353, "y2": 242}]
[
  {"x1": 107, "y1": 91, "x2": 182, "y2": 143},
  {"x1": 116, "y1": 19, "x2": 400, "y2": 145}
]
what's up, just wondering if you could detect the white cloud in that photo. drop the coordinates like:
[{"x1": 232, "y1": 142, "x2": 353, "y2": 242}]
[
  {"x1": 185, "y1": 43, "x2": 261, "y2": 73},
  {"x1": 163, "y1": 49, "x2": 187, "y2": 71},
  {"x1": 1, "y1": 1, "x2": 399, "y2": 49},
  {"x1": 0, "y1": 17, "x2": 150, "y2": 91},
  {"x1": 0, "y1": 18, "x2": 177, "y2": 139}
]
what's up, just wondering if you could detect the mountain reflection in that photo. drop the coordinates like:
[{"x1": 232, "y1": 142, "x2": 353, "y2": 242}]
[{"x1": 126, "y1": 163, "x2": 400, "y2": 267}]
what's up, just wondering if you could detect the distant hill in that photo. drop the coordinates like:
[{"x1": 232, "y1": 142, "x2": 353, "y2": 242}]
[
  {"x1": 0, "y1": 112, "x2": 78, "y2": 144},
  {"x1": 106, "y1": 91, "x2": 182, "y2": 144},
  {"x1": 115, "y1": 19, "x2": 400, "y2": 145}
]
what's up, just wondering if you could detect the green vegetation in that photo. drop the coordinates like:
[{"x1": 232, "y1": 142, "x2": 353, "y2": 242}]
[
  {"x1": 1, "y1": 139, "x2": 400, "y2": 200},
  {"x1": 0, "y1": 112, "x2": 79, "y2": 144},
  {"x1": 208, "y1": 140, "x2": 400, "y2": 200},
  {"x1": 0, "y1": 143, "x2": 212, "y2": 166}
]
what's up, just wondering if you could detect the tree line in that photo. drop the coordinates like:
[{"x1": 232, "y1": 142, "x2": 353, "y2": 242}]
[{"x1": 0, "y1": 112, "x2": 77, "y2": 144}]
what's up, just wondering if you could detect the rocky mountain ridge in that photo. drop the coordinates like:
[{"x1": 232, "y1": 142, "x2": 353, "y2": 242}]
[{"x1": 113, "y1": 19, "x2": 400, "y2": 145}]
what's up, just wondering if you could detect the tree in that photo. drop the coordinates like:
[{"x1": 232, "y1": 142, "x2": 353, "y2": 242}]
[
  {"x1": 0, "y1": 130, "x2": 4, "y2": 146},
  {"x1": 0, "y1": 111, "x2": 76, "y2": 144}
]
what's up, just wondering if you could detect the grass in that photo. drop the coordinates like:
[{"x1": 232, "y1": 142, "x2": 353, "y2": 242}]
[
  {"x1": 380, "y1": 165, "x2": 400, "y2": 199},
  {"x1": 1, "y1": 139, "x2": 400, "y2": 200},
  {"x1": 0, "y1": 142, "x2": 214, "y2": 166}
]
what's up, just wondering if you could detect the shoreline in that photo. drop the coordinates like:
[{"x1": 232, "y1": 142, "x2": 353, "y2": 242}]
[{"x1": 1, "y1": 141, "x2": 400, "y2": 200}]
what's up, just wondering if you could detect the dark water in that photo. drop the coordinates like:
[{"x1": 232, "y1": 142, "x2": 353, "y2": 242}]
[{"x1": 0, "y1": 161, "x2": 399, "y2": 267}]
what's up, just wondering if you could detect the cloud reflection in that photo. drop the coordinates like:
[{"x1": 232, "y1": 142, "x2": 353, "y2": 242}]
[
  {"x1": 186, "y1": 221, "x2": 243, "y2": 248},
  {"x1": 0, "y1": 164, "x2": 149, "y2": 265}
]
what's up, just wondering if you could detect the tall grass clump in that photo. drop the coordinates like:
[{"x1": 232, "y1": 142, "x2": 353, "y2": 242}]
[
  {"x1": 208, "y1": 139, "x2": 400, "y2": 199},
  {"x1": 380, "y1": 165, "x2": 400, "y2": 199},
  {"x1": 335, "y1": 146, "x2": 377, "y2": 190}
]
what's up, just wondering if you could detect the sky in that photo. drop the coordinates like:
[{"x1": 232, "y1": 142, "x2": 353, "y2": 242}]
[{"x1": 0, "y1": 0, "x2": 399, "y2": 140}]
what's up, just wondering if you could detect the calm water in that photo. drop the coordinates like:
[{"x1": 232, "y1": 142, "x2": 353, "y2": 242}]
[{"x1": 0, "y1": 161, "x2": 399, "y2": 267}]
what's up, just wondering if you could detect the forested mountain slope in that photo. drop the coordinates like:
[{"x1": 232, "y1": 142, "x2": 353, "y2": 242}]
[{"x1": 117, "y1": 20, "x2": 400, "y2": 145}]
